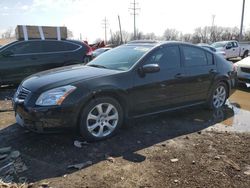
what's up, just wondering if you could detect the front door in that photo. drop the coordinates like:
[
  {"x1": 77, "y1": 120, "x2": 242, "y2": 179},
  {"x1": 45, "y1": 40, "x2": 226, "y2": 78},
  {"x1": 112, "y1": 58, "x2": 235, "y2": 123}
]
[{"x1": 129, "y1": 45, "x2": 187, "y2": 116}]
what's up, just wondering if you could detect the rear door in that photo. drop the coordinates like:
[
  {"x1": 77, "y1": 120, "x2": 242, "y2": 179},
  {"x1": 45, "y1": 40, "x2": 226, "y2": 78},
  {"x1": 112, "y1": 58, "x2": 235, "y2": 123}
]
[
  {"x1": 130, "y1": 45, "x2": 187, "y2": 115},
  {"x1": 39, "y1": 40, "x2": 83, "y2": 68},
  {"x1": 181, "y1": 45, "x2": 216, "y2": 103}
]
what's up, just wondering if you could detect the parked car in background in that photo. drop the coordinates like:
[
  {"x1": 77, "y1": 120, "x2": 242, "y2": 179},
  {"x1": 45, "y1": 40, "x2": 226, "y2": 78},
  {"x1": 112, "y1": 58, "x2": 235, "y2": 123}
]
[
  {"x1": 211, "y1": 40, "x2": 250, "y2": 60},
  {"x1": 235, "y1": 56, "x2": 250, "y2": 86},
  {"x1": 197, "y1": 43, "x2": 226, "y2": 59},
  {"x1": 92, "y1": 47, "x2": 112, "y2": 58},
  {"x1": 0, "y1": 39, "x2": 92, "y2": 86},
  {"x1": 13, "y1": 41, "x2": 237, "y2": 141}
]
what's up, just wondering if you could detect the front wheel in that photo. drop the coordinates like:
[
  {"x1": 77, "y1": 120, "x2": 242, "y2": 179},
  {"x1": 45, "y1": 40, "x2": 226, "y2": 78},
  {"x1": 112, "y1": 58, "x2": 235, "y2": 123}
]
[
  {"x1": 207, "y1": 82, "x2": 228, "y2": 109},
  {"x1": 79, "y1": 97, "x2": 123, "y2": 141}
]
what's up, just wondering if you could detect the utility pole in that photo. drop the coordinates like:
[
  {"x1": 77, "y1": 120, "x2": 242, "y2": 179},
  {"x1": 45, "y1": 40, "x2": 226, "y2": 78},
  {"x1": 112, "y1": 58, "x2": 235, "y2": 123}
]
[
  {"x1": 211, "y1": 14, "x2": 216, "y2": 42},
  {"x1": 129, "y1": 0, "x2": 140, "y2": 40},
  {"x1": 239, "y1": 0, "x2": 245, "y2": 41},
  {"x1": 118, "y1": 15, "x2": 123, "y2": 44},
  {"x1": 102, "y1": 17, "x2": 108, "y2": 44}
]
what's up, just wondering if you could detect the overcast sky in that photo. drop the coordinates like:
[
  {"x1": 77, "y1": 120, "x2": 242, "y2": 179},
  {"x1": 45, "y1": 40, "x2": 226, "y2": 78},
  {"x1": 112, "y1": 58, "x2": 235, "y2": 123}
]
[{"x1": 0, "y1": 0, "x2": 250, "y2": 43}]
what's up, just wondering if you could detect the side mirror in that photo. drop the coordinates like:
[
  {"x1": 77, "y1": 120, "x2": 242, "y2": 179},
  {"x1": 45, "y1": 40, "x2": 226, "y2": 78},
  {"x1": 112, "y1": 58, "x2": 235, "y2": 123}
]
[
  {"x1": 138, "y1": 64, "x2": 160, "y2": 76},
  {"x1": 2, "y1": 51, "x2": 13, "y2": 57}
]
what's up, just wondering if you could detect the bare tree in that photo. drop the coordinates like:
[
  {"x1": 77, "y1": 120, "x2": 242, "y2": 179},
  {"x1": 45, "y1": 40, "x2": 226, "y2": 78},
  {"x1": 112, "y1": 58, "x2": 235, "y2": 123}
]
[
  {"x1": 162, "y1": 29, "x2": 180, "y2": 41},
  {"x1": 1, "y1": 27, "x2": 14, "y2": 39},
  {"x1": 67, "y1": 29, "x2": 74, "y2": 39},
  {"x1": 109, "y1": 31, "x2": 132, "y2": 46},
  {"x1": 181, "y1": 33, "x2": 192, "y2": 42}
]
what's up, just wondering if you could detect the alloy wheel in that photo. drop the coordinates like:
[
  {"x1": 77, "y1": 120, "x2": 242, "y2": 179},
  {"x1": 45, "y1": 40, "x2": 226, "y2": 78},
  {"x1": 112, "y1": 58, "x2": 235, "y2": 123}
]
[
  {"x1": 86, "y1": 103, "x2": 119, "y2": 138},
  {"x1": 213, "y1": 85, "x2": 226, "y2": 108}
]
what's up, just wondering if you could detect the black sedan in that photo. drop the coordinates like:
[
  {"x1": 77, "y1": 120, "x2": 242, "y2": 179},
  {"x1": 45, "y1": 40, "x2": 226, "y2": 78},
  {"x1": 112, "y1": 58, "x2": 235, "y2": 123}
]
[{"x1": 13, "y1": 41, "x2": 237, "y2": 141}]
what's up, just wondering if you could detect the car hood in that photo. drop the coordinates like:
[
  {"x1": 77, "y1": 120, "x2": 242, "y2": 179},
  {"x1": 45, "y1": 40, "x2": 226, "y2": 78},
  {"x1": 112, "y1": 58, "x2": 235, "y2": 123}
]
[
  {"x1": 236, "y1": 57, "x2": 250, "y2": 68},
  {"x1": 22, "y1": 64, "x2": 119, "y2": 92}
]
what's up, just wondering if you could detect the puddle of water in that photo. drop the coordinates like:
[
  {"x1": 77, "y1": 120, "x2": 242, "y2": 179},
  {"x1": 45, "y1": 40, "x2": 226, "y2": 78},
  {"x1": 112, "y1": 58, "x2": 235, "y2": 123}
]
[{"x1": 206, "y1": 100, "x2": 250, "y2": 133}]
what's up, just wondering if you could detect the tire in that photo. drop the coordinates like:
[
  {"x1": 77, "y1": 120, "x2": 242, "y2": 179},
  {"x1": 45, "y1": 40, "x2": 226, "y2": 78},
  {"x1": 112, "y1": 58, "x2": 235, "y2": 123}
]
[
  {"x1": 79, "y1": 97, "x2": 123, "y2": 141},
  {"x1": 242, "y1": 51, "x2": 249, "y2": 59},
  {"x1": 207, "y1": 82, "x2": 228, "y2": 110}
]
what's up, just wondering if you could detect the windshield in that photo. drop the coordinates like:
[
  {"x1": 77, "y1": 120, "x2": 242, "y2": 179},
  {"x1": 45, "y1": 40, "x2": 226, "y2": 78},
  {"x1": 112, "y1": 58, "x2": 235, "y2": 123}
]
[
  {"x1": 211, "y1": 42, "x2": 227, "y2": 48},
  {"x1": 88, "y1": 45, "x2": 152, "y2": 71}
]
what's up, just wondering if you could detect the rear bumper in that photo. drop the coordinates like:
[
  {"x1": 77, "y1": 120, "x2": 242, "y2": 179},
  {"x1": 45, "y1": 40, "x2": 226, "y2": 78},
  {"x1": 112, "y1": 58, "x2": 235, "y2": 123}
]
[{"x1": 14, "y1": 102, "x2": 79, "y2": 133}]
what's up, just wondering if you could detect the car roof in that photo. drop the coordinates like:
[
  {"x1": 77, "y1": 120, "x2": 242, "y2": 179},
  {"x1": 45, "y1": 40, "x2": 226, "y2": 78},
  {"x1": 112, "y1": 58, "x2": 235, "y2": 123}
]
[{"x1": 125, "y1": 40, "x2": 206, "y2": 49}]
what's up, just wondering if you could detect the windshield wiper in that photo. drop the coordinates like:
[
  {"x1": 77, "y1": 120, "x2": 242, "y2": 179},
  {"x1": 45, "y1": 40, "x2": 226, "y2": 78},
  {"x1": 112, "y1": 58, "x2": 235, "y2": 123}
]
[{"x1": 88, "y1": 64, "x2": 107, "y2": 69}]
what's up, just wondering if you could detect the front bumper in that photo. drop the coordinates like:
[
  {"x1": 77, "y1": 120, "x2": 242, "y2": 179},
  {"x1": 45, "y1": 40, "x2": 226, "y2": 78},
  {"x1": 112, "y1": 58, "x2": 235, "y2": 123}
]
[
  {"x1": 14, "y1": 102, "x2": 79, "y2": 133},
  {"x1": 237, "y1": 67, "x2": 250, "y2": 84}
]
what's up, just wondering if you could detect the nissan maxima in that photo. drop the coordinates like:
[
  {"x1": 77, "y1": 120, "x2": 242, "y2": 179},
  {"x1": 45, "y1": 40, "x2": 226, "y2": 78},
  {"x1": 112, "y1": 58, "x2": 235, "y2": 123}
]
[{"x1": 13, "y1": 41, "x2": 237, "y2": 141}]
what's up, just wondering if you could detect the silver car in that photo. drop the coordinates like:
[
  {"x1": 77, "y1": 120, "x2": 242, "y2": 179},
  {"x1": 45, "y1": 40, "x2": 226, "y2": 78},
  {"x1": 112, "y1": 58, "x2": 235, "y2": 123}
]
[{"x1": 235, "y1": 56, "x2": 250, "y2": 85}]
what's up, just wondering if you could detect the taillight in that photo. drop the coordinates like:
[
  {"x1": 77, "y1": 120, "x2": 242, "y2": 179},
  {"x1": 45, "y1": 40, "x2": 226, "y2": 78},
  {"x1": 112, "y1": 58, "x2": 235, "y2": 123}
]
[{"x1": 86, "y1": 48, "x2": 93, "y2": 56}]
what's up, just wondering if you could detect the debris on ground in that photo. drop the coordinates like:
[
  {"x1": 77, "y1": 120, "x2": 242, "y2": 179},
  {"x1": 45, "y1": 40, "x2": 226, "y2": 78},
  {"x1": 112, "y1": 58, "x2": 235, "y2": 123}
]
[
  {"x1": 105, "y1": 155, "x2": 115, "y2": 163},
  {"x1": 214, "y1": 156, "x2": 221, "y2": 160},
  {"x1": 222, "y1": 157, "x2": 241, "y2": 171},
  {"x1": 67, "y1": 161, "x2": 93, "y2": 170},
  {"x1": 39, "y1": 182, "x2": 50, "y2": 188},
  {"x1": 73, "y1": 140, "x2": 89, "y2": 148},
  {"x1": 243, "y1": 165, "x2": 250, "y2": 176},
  {"x1": 0, "y1": 147, "x2": 12, "y2": 154},
  {"x1": 170, "y1": 158, "x2": 179, "y2": 163},
  {"x1": 174, "y1": 179, "x2": 179, "y2": 183},
  {"x1": 0, "y1": 147, "x2": 28, "y2": 185}
]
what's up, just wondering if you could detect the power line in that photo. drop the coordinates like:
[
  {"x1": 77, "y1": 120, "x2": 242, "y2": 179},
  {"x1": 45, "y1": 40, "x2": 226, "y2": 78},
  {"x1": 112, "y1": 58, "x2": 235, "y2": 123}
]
[{"x1": 129, "y1": 0, "x2": 140, "y2": 40}]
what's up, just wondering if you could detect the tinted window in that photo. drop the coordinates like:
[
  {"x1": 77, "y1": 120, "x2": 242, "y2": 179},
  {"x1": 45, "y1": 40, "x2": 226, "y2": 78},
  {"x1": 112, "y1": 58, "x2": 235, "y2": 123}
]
[
  {"x1": 7, "y1": 41, "x2": 42, "y2": 54},
  {"x1": 183, "y1": 46, "x2": 207, "y2": 67},
  {"x1": 145, "y1": 46, "x2": 181, "y2": 69},
  {"x1": 63, "y1": 41, "x2": 80, "y2": 51},
  {"x1": 206, "y1": 52, "x2": 214, "y2": 65},
  {"x1": 41, "y1": 41, "x2": 66, "y2": 52}
]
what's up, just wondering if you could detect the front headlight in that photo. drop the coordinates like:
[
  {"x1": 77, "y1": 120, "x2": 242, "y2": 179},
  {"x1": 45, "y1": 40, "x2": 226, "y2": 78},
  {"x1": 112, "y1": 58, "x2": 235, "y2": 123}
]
[{"x1": 35, "y1": 85, "x2": 76, "y2": 106}]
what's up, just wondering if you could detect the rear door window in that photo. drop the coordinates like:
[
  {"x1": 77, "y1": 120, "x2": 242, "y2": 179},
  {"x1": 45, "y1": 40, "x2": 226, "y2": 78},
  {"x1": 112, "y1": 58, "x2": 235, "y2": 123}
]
[
  {"x1": 183, "y1": 46, "x2": 207, "y2": 67},
  {"x1": 63, "y1": 41, "x2": 80, "y2": 51},
  {"x1": 40, "y1": 41, "x2": 66, "y2": 53},
  {"x1": 206, "y1": 52, "x2": 214, "y2": 65}
]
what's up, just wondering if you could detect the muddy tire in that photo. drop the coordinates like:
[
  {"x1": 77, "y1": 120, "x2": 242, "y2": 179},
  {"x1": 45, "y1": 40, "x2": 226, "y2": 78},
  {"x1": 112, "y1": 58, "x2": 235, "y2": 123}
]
[
  {"x1": 207, "y1": 82, "x2": 228, "y2": 110},
  {"x1": 79, "y1": 97, "x2": 123, "y2": 141}
]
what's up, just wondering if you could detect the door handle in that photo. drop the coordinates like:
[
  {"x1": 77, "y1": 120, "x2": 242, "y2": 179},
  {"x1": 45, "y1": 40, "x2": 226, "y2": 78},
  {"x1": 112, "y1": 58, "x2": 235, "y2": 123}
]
[
  {"x1": 175, "y1": 73, "x2": 184, "y2": 79},
  {"x1": 233, "y1": 49, "x2": 235, "y2": 51},
  {"x1": 209, "y1": 69, "x2": 217, "y2": 73}
]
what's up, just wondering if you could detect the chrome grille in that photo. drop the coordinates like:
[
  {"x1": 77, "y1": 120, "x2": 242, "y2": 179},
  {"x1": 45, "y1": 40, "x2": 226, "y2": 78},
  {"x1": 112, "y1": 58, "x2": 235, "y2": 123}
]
[
  {"x1": 15, "y1": 86, "x2": 31, "y2": 102},
  {"x1": 241, "y1": 67, "x2": 250, "y2": 74}
]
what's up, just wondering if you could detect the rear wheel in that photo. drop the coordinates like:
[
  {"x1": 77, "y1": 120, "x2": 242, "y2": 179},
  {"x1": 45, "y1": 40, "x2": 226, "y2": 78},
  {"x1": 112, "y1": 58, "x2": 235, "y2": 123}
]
[
  {"x1": 79, "y1": 97, "x2": 123, "y2": 141},
  {"x1": 207, "y1": 82, "x2": 228, "y2": 109}
]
